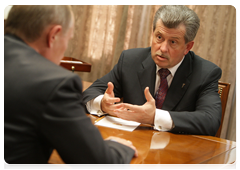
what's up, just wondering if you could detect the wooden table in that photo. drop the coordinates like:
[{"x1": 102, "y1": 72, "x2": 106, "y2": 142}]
[
  {"x1": 60, "y1": 56, "x2": 91, "y2": 72},
  {"x1": 48, "y1": 81, "x2": 236, "y2": 164},
  {"x1": 49, "y1": 81, "x2": 238, "y2": 169}
]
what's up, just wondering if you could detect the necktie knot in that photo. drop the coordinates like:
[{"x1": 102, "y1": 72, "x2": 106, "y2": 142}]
[{"x1": 159, "y1": 68, "x2": 170, "y2": 79}]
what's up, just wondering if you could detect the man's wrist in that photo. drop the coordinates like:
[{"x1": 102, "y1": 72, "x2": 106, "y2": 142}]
[
  {"x1": 153, "y1": 109, "x2": 173, "y2": 131},
  {"x1": 86, "y1": 95, "x2": 105, "y2": 116}
]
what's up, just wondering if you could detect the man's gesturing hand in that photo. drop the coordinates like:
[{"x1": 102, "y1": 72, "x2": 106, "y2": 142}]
[
  {"x1": 101, "y1": 82, "x2": 123, "y2": 116},
  {"x1": 114, "y1": 87, "x2": 156, "y2": 125}
]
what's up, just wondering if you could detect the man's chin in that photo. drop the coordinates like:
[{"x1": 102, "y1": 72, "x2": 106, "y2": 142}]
[{"x1": 154, "y1": 59, "x2": 169, "y2": 68}]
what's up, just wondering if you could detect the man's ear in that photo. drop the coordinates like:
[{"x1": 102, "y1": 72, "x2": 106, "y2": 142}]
[
  {"x1": 184, "y1": 41, "x2": 194, "y2": 55},
  {"x1": 47, "y1": 25, "x2": 62, "y2": 48}
]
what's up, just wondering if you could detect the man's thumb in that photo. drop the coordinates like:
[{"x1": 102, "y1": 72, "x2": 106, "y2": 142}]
[
  {"x1": 144, "y1": 87, "x2": 154, "y2": 102},
  {"x1": 105, "y1": 82, "x2": 114, "y2": 94}
]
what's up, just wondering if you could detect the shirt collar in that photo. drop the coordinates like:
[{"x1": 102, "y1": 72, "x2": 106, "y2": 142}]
[{"x1": 156, "y1": 56, "x2": 185, "y2": 77}]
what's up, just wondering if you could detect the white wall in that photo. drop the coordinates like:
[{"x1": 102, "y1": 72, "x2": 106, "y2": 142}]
[{"x1": 4, "y1": 5, "x2": 12, "y2": 20}]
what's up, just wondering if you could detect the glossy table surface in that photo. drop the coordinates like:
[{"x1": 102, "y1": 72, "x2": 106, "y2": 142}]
[
  {"x1": 48, "y1": 81, "x2": 236, "y2": 164},
  {"x1": 49, "y1": 114, "x2": 236, "y2": 164}
]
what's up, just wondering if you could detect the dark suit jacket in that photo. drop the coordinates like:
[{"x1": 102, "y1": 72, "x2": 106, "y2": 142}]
[
  {"x1": 83, "y1": 47, "x2": 222, "y2": 136},
  {"x1": 4, "y1": 34, "x2": 134, "y2": 164}
]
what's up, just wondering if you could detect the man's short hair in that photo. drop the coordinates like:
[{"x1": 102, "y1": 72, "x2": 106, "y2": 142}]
[
  {"x1": 5, "y1": 5, "x2": 72, "y2": 42},
  {"x1": 153, "y1": 5, "x2": 200, "y2": 43}
]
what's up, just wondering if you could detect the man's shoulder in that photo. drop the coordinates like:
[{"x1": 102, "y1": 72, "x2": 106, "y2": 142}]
[
  {"x1": 120, "y1": 47, "x2": 151, "y2": 62},
  {"x1": 5, "y1": 34, "x2": 81, "y2": 88},
  {"x1": 123, "y1": 47, "x2": 151, "y2": 55},
  {"x1": 188, "y1": 51, "x2": 220, "y2": 68},
  {"x1": 34, "y1": 59, "x2": 81, "y2": 86}
]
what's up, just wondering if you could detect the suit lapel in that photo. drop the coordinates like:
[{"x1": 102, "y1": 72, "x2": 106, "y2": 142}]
[
  {"x1": 162, "y1": 53, "x2": 193, "y2": 110},
  {"x1": 137, "y1": 53, "x2": 156, "y2": 99}
]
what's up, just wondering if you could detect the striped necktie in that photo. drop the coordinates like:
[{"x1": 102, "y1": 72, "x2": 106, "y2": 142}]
[{"x1": 155, "y1": 68, "x2": 170, "y2": 109}]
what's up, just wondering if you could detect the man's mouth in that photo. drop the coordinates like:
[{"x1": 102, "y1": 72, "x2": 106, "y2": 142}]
[{"x1": 157, "y1": 54, "x2": 168, "y2": 60}]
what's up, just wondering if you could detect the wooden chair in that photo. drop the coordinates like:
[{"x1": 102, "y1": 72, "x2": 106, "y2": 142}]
[{"x1": 215, "y1": 81, "x2": 230, "y2": 137}]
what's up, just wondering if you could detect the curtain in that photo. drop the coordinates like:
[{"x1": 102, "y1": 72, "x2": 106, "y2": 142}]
[{"x1": 64, "y1": 5, "x2": 236, "y2": 140}]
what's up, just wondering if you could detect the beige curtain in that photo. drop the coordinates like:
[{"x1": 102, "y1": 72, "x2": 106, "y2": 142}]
[{"x1": 65, "y1": 5, "x2": 236, "y2": 140}]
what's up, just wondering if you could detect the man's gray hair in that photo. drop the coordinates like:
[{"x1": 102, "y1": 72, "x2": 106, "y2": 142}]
[
  {"x1": 153, "y1": 5, "x2": 200, "y2": 43},
  {"x1": 5, "y1": 5, "x2": 73, "y2": 42}
]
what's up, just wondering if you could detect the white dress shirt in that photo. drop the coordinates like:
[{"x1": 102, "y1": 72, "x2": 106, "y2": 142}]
[{"x1": 86, "y1": 56, "x2": 185, "y2": 131}]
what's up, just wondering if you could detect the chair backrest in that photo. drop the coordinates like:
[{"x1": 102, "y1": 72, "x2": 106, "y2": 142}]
[{"x1": 215, "y1": 81, "x2": 230, "y2": 137}]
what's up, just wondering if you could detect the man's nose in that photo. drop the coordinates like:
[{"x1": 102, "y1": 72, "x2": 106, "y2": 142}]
[{"x1": 159, "y1": 40, "x2": 168, "y2": 53}]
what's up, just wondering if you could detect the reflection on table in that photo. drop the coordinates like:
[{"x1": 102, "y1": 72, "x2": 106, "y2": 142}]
[{"x1": 49, "y1": 114, "x2": 236, "y2": 164}]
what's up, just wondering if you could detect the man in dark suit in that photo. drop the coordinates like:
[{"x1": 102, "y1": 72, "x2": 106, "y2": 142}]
[
  {"x1": 83, "y1": 5, "x2": 222, "y2": 136},
  {"x1": 4, "y1": 5, "x2": 137, "y2": 164}
]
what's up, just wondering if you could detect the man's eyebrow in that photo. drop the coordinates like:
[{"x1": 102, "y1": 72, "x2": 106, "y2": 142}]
[
  {"x1": 156, "y1": 31, "x2": 180, "y2": 39},
  {"x1": 171, "y1": 37, "x2": 180, "y2": 40}
]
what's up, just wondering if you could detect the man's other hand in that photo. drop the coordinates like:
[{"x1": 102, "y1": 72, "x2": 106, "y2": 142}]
[{"x1": 101, "y1": 82, "x2": 123, "y2": 116}]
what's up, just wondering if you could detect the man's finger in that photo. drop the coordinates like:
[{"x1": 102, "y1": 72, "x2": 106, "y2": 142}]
[
  {"x1": 105, "y1": 97, "x2": 121, "y2": 104},
  {"x1": 106, "y1": 103, "x2": 123, "y2": 110},
  {"x1": 105, "y1": 82, "x2": 114, "y2": 94}
]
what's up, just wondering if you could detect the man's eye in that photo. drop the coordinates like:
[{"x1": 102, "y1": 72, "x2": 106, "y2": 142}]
[
  {"x1": 171, "y1": 41, "x2": 176, "y2": 44},
  {"x1": 157, "y1": 36, "x2": 161, "y2": 39}
]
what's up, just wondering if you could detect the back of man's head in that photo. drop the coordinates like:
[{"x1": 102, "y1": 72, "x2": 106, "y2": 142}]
[{"x1": 5, "y1": 5, "x2": 72, "y2": 43}]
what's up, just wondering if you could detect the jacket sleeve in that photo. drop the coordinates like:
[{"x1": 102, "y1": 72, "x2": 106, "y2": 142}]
[
  {"x1": 169, "y1": 66, "x2": 222, "y2": 136},
  {"x1": 82, "y1": 52, "x2": 124, "y2": 104},
  {"x1": 40, "y1": 74, "x2": 134, "y2": 163}
]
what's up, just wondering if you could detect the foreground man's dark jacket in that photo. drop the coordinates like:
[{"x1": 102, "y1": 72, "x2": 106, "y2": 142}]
[{"x1": 4, "y1": 34, "x2": 134, "y2": 164}]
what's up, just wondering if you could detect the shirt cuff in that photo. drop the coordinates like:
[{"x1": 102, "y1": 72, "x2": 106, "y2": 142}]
[
  {"x1": 153, "y1": 109, "x2": 174, "y2": 131},
  {"x1": 86, "y1": 95, "x2": 106, "y2": 117}
]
